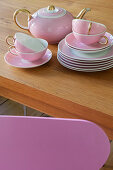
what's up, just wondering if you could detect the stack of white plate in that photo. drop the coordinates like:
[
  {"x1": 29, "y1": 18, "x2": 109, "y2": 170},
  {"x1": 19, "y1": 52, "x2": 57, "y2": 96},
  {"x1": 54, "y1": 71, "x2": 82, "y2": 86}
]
[{"x1": 57, "y1": 32, "x2": 113, "y2": 72}]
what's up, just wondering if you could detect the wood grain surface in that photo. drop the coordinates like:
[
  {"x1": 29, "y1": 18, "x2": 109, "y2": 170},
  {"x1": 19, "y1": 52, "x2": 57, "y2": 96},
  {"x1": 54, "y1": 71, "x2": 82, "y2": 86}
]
[{"x1": 0, "y1": 0, "x2": 113, "y2": 139}]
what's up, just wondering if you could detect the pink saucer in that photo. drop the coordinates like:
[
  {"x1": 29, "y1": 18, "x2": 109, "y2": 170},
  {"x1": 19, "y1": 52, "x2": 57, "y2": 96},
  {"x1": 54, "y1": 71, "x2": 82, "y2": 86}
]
[
  {"x1": 65, "y1": 32, "x2": 113, "y2": 52},
  {"x1": 58, "y1": 51, "x2": 113, "y2": 66},
  {"x1": 57, "y1": 53, "x2": 113, "y2": 72},
  {"x1": 58, "y1": 53, "x2": 113, "y2": 68},
  {"x1": 58, "y1": 39, "x2": 113, "y2": 62},
  {"x1": 4, "y1": 49, "x2": 52, "y2": 68}
]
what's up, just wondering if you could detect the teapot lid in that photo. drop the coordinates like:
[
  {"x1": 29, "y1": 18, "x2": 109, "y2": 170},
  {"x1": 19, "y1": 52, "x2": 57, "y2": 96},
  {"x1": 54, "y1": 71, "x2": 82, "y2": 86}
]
[{"x1": 32, "y1": 6, "x2": 67, "y2": 18}]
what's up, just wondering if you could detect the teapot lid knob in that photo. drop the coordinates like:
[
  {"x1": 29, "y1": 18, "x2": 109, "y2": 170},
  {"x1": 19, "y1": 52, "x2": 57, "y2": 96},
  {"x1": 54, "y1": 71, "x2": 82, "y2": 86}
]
[
  {"x1": 48, "y1": 5, "x2": 55, "y2": 10},
  {"x1": 36, "y1": 6, "x2": 66, "y2": 18}
]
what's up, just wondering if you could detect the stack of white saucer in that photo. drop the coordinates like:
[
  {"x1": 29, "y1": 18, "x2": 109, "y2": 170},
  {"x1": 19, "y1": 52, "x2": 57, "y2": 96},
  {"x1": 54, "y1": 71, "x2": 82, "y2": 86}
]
[{"x1": 57, "y1": 20, "x2": 113, "y2": 72}]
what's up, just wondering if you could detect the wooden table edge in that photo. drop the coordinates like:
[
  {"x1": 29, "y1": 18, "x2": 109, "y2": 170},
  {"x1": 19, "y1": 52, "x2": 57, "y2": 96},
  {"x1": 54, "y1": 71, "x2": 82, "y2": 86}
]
[{"x1": 0, "y1": 75, "x2": 113, "y2": 139}]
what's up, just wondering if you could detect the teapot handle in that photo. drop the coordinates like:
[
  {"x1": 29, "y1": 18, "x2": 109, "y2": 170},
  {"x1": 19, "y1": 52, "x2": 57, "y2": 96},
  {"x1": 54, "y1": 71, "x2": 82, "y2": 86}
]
[{"x1": 13, "y1": 9, "x2": 32, "y2": 30}]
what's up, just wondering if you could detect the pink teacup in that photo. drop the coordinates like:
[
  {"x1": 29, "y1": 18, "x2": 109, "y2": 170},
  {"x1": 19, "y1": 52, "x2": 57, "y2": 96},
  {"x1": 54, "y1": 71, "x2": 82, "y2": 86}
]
[
  {"x1": 9, "y1": 43, "x2": 48, "y2": 62},
  {"x1": 6, "y1": 32, "x2": 48, "y2": 53},
  {"x1": 72, "y1": 19, "x2": 108, "y2": 45}
]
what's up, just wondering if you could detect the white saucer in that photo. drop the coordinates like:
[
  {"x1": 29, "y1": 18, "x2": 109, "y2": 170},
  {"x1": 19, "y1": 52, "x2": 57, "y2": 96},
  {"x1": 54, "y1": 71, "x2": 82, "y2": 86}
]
[
  {"x1": 57, "y1": 54, "x2": 113, "y2": 72},
  {"x1": 58, "y1": 51, "x2": 113, "y2": 66},
  {"x1": 4, "y1": 49, "x2": 52, "y2": 68}
]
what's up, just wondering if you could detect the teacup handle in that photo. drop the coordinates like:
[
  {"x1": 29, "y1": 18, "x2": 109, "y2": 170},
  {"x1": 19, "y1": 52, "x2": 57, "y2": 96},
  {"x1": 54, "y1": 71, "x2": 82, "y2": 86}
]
[
  {"x1": 13, "y1": 9, "x2": 32, "y2": 30},
  {"x1": 99, "y1": 36, "x2": 108, "y2": 45},
  {"x1": 6, "y1": 35, "x2": 15, "y2": 46},
  {"x1": 8, "y1": 46, "x2": 18, "y2": 55}
]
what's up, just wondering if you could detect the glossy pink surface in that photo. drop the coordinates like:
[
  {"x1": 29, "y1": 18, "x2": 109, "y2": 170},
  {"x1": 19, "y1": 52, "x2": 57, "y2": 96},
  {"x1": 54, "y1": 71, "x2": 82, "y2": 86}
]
[
  {"x1": 65, "y1": 32, "x2": 113, "y2": 51},
  {"x1": 73, "y1": 31, "x2": 105, "y2": 44},
  {"x1": 12, "y1": 47, "x2": 47, "y2": 62},
  {"x1": 4, "y1": 48, "x2": 52, "y2": 68},
  {"x1": 58, "y1": 39, "x2": 113, "y2": 61},
  {"x1": 0, "y1": 116, "x2": 110, "y2": 170},
  {"x1": 28, "y1": 12, "x2": 73, "y2": 44},
  {"x1": 13, "y1": 34, "x2": 48, "y2": 54},
  {"x1": 38, "y1": 7, "x2": 65, "y2": 17},
  {"x1": 72, "y1": 19, "x2": 106, "y2": 34},
  {"x1": 72, "y1": 19, "x2": 107, "y2": 44}
]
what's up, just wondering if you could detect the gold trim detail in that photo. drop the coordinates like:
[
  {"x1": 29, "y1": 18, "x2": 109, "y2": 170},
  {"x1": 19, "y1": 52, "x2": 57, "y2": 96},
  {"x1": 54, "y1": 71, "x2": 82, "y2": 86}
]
[
  {"x1": 13, "y1": 9, "x2": 32, "y2": 30},
  {"x1": 88, "y1": 22, "x2": 92, "y2": 34},
  {"x1": 99, "y1": 36, "x2": 108, "y2": 45},
  {"x1": 48, "y1": 5, "x2": 55, "y2": 10},
  {"x1": 6, "y1": 35, "x2": 15, "y2": 46}
]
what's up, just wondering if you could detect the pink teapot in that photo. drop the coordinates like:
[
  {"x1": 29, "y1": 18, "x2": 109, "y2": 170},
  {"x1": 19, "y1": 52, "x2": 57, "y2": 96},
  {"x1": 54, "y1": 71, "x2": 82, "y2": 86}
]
[{"x1": 13, "y1": 6, "x2": 90, "y2": 44}]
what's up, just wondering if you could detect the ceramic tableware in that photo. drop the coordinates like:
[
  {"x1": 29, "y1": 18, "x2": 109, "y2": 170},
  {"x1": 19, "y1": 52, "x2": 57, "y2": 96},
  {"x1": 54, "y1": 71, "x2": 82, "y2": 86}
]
[
  {"x1": 58, "y1": 51, "x2": 113, "y2": 66},
  {"x1": 9, "y1": 45, "x2": 48, "y2": 62},
  {"x1": 13, "y1": 6, "x2": 90, "y2": 44},
  {"x1": 65, "y1": 32, "x2": 113, "y2": 53},
  {"x1": 6, "y1": 32, "x2": 48, "y2": 53},
  {"x1": 58, "y1": 39, "x2": 113, "y2": 62},
  {"x1": 58, "y1": 55, "x2": 113, "y2": 70},
  {"x1": 72, "y1": 19, "x2": 108, "y2": 45},
  {"x1": 4, "y1": 48, "x2": 52, "y2": 68},
  {"x1": 57, "y1": 53, "x2": 113, "y2": 72}
]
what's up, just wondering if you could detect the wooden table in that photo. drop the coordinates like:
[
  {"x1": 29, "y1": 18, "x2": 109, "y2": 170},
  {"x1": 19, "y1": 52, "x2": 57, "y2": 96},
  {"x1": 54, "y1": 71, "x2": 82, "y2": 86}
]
[{"x1": 0, "y1": 0, "x2": 113, "y2": 139}]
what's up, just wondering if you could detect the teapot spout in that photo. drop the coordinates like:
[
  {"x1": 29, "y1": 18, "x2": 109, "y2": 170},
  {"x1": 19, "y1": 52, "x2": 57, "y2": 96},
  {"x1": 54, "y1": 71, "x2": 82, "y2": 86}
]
[{"x1": 76, "y1": 8, "x2": 91, "y2": 19}]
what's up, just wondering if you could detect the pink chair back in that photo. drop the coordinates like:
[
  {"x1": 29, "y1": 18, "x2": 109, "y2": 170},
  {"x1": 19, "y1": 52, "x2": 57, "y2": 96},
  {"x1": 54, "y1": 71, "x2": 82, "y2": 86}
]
[{"x1": 0, "y1": 116, "x2": 110, "y2": 170}]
